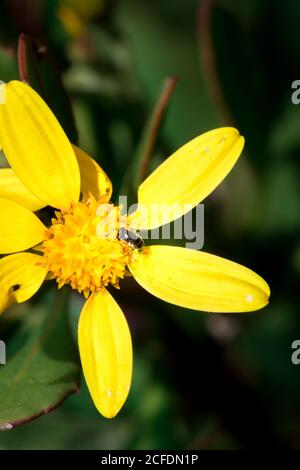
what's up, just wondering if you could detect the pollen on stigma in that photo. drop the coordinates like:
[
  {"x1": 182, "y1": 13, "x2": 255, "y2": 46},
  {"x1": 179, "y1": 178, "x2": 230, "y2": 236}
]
[{"x1": 40, "y1": 196, "x2": 135, "y2": 297}]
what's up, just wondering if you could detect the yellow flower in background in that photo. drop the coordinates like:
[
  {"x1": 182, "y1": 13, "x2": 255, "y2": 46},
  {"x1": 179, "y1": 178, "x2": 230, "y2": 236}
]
[
  {"x1": 58, "y1": 0, "x2": 106, "y2": 37},
  {"x1": 0, "y1": 81, "x2": 270, "y2": 418}
]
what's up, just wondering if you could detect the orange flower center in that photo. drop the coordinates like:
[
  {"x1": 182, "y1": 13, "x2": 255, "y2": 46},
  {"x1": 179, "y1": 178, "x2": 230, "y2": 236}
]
[{"x1": 41, "y1": 196, "x2": 133, "y2": 297}]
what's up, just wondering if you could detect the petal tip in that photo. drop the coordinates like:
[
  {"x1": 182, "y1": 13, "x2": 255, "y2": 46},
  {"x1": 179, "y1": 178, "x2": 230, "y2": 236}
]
[{"x1": 100, "y1": 406, "x2": 121, "y2": 419}]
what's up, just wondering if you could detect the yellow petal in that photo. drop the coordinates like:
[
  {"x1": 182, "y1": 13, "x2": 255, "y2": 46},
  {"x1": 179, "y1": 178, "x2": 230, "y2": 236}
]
[
  {"x1": 0, "y1": 252, "x2": 48, "y2": 314},
  {"x1": 0, "y1": 197, "x2": 46, "y2": 254},
  {"x1": 129, "y1": 128, "x2": 245, "y2": 230},
  {"x1": 0, "y1": 168, "x2": 46, "y2": 211},
  {"x1": 129, "y1": 245, "x2": 270, "y2": 313},
  {"x1": 78, "y1": 289, "x2": 132, "y2": 418},
  {"x1": 72, "y1": 145, "x2": 112, "y2": 202},
  {"x1": 0, "y1": 287, "x2": 8, "y2": 314},
  {"x1": 0, "y1": 80, "x2": 80, "y2": 208}
]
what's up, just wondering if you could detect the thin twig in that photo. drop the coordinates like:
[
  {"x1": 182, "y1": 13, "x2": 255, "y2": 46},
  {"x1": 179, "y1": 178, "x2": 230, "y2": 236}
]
[
  {"x1": 197, "y1": 0, "x2": 233, "y2": 125},
  {"x1": 139, "y1": 76, "x2": 178, "y2": 184}
]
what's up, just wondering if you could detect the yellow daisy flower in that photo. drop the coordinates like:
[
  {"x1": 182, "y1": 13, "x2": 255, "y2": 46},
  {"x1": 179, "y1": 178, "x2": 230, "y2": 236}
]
[{"x1": 0, "y1": 80, "x2": 270, "y2": 419}]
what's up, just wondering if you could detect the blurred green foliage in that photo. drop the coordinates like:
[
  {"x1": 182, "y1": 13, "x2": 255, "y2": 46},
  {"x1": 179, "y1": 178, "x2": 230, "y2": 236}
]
[
  {"x1": 0, "y1": 0, "x2": 299, "y2": 450},
  {"x1": 0, "y1": 290, "x2": 80, "y2": 431}
]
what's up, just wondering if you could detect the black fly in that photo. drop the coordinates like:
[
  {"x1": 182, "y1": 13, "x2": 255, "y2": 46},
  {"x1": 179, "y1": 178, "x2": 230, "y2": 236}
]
[{"x1": 117, "y1": 227, "x2": 144, "y2": 251}]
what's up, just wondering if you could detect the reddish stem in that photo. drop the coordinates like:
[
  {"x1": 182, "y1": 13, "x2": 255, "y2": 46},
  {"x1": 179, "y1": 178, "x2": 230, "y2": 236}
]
[
  {"x1": 17, "y1": 33, "x2": 29, "y2": 83},
  {"x1": 139, "y1": 76, "x2": 178, "y2": 183}
]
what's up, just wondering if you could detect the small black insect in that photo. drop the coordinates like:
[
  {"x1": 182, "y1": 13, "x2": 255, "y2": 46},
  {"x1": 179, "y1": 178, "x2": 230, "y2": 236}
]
[
  {"x1": 9, "y1": 284, "x2": 21, "y2": 295},
  {"x1": 117, "y1": 227, "x2": 144, "y2": 251}
]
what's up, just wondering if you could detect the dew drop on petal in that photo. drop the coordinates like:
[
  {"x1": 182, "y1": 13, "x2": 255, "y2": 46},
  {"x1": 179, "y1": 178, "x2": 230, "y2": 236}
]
[{"x1": 245, "y1": 294, "x2": 254, "y2": 302}]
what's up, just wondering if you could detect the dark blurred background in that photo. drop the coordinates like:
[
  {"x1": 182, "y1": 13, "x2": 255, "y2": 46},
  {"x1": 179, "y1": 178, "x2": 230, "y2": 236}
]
[{"x1": 0, "y1": 0, "x2": 300, "y2": 450}]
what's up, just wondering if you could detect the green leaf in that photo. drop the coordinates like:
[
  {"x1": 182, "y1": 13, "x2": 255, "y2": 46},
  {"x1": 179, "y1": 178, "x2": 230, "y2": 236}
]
[{"x1": 0, "y1": 289, "x2": 80, "y2": 430}]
